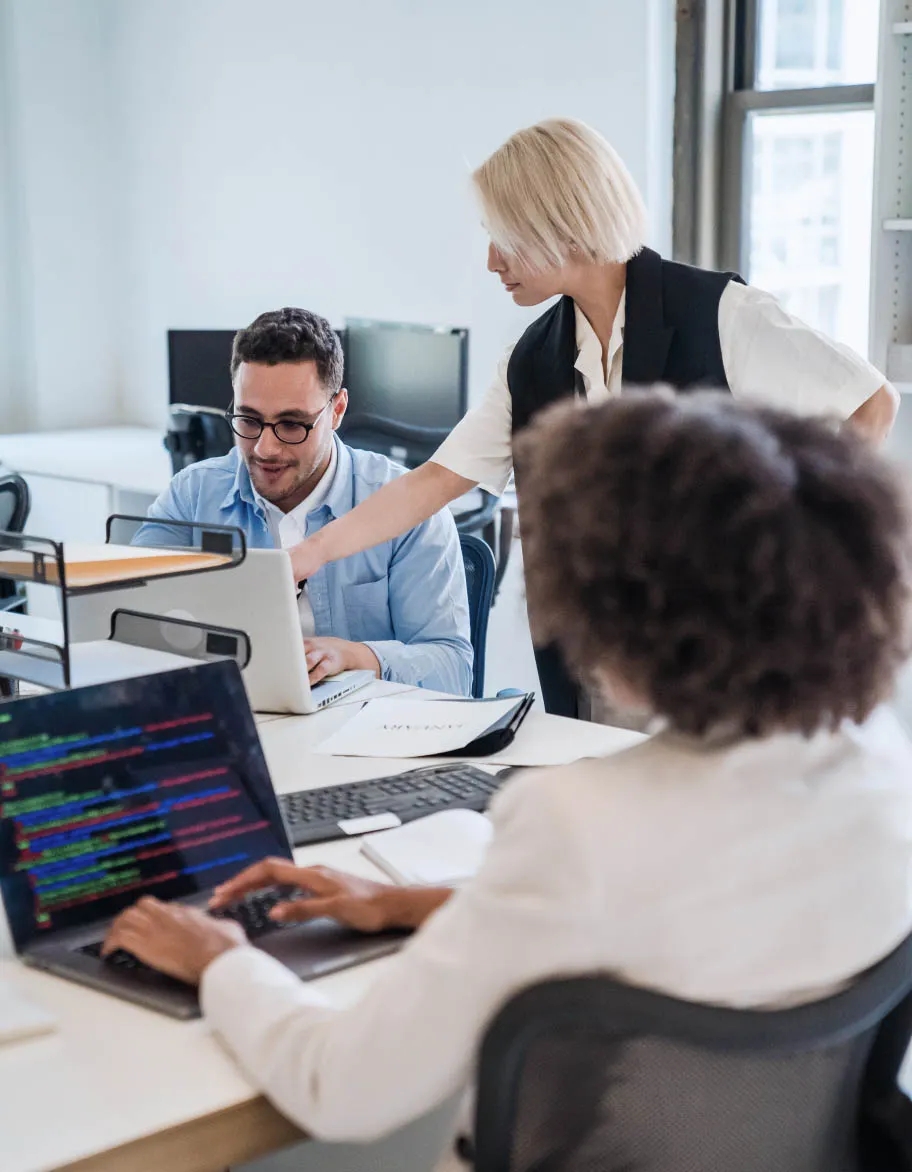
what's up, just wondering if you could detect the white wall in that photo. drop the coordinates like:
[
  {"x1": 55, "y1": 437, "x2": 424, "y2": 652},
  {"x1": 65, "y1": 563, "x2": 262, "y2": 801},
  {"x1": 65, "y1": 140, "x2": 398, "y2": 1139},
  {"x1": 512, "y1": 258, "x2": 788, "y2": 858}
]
[
  {"x1": 2, "y1": 0, "x2": 676, "y2": 432},
  {"x1": 3, "y1": 0, "x2": 124, "y2": 431},
  {"x1": 0, "y1": 1, "x2": 24, "y2": 431}
]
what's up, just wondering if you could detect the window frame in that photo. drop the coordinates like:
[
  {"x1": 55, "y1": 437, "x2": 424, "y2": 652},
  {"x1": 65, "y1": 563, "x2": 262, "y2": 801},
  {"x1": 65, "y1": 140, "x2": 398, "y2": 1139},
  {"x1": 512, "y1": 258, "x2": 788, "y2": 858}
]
[{"x1": 674, "y1": 0, "x2": 876, "y2": 273}]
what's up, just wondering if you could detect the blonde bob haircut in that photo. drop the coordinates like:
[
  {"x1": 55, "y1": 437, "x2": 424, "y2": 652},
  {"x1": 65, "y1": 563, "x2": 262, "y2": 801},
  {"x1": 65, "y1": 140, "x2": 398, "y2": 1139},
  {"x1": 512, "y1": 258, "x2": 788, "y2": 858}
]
[{"x1": 473, "y1": 118, "x2": 648, "y2": 274}]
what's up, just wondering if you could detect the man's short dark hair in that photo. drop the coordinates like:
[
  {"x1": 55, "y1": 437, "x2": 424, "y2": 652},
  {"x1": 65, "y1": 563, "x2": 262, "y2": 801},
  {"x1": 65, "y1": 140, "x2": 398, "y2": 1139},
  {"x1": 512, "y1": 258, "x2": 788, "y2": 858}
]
[
  {"x1": 516, "y1": 390, "x2": 912, "y2": 739},
  {"x1": 231, "y1": 307, "x2": 343, "y2": 394}
]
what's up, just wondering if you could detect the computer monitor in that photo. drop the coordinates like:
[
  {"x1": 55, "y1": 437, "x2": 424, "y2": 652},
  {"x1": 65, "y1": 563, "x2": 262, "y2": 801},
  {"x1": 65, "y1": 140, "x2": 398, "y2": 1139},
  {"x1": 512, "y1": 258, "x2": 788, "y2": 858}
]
[
  {"x1": 341, "y1": 319, "x2": 468, "y2": 431},
  {"x1": 168, "y1": 330, "x2": 236, "y2": 411},
  {"x1": 168, "y1": 327, "x2": 347, "y2": 412}
]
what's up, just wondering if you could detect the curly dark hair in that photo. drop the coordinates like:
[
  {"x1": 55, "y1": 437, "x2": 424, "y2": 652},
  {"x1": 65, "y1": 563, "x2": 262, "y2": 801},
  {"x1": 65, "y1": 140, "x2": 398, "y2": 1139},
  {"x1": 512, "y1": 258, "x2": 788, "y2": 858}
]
[
  {"x1": 516, "y1": 390, "x2": 912, "y2": 739},
  {"x1": 231, "y1": 307, "x2": 343, "y2": 393}
]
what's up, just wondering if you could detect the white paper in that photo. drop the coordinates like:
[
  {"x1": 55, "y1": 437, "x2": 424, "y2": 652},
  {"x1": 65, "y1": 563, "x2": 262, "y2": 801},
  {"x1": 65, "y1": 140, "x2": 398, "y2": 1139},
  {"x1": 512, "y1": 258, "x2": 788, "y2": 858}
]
[
  {"x1": 482, "y1": 711, "x2": 647, "y2": 766},
  {"x1": 328, "y1": 681, "x2": 459, "y2": 709},
  {"x1": 361, "y1": 809, "x2": 493, "y2": 885},
  {"x1": 314, "y1": 697, "x2": 519, "y2": 758},
  {"x1": 0, "y1": 543, "x2": 194, "y2": 567},
  {"x1": 338, "y1": 812, "x2": 402, "y2": 835}
]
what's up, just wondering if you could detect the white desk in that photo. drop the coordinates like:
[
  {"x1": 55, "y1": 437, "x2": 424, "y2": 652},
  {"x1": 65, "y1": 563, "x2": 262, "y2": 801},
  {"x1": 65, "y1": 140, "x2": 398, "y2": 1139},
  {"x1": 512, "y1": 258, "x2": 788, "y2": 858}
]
[
  {"x1": 0, "y1": 428, "x2": 172, "y2": 497},
  {"x1": 0, "y1": 692, "x2": 642, "y2": 1172},
  {"x1": 0, "y1": 427, "x2": 172, "y2": 546}
]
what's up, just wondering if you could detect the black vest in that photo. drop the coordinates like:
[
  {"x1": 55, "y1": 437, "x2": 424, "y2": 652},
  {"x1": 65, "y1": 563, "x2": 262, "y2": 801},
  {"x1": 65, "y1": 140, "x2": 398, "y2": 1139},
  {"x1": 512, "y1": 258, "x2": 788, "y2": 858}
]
[{"x1": 507, "y1": 247, "x2": 744, "y2": 718}]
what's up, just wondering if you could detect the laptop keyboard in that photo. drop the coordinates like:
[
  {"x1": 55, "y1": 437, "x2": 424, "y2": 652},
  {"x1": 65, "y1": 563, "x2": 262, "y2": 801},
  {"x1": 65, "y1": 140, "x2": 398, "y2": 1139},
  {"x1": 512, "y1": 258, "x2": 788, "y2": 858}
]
[
  {"x1": 79, "y1": 888, "x2": 296, "y2": 975},
  {"x1": 211, "y1": 887, "x2": 297, "y2": 936},
  {"x1": 278, "y1": 763, "x2": 506, "y2": 847}
]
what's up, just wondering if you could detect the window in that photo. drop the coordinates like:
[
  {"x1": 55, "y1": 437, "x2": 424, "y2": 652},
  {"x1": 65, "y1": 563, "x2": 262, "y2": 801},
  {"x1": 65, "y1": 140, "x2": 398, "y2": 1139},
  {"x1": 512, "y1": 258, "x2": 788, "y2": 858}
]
[
  {"x1": 758, "y1": 0, "x2": 876, "y2": 89},
  {"x1": 721, "y1": 0, "x2": 878, "y2": 355}
]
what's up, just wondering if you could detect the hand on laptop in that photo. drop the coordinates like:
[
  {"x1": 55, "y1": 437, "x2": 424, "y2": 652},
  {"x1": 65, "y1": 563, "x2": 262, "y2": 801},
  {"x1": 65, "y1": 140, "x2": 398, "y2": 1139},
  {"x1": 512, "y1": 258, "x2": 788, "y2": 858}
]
[
  {"x1": 102, "y1": 897, "x2": 245, "y2": 985},
  {"x1": 303, "y1": 636, "x2": 380, "y2": 685},
  {"x1": 100, "y1": 864, "x2": 454, "y2": 985},
  {"x1": 210, "y1": 859, "x2": 453, "y2": 932}
]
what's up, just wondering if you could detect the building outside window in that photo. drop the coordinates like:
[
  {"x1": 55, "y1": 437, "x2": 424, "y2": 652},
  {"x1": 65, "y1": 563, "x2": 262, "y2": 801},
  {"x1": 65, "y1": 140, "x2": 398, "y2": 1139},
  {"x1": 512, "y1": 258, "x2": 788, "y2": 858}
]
[{"x1": 743, "y1": 0, "x2": 879, "y2": 356}]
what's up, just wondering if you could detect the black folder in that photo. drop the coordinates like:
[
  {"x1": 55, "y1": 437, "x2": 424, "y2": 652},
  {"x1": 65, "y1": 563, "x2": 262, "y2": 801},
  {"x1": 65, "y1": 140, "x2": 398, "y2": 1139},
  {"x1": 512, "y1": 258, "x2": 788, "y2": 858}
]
[{"x1": 440, "y1": 692, "x2": 535, "y2": 757}]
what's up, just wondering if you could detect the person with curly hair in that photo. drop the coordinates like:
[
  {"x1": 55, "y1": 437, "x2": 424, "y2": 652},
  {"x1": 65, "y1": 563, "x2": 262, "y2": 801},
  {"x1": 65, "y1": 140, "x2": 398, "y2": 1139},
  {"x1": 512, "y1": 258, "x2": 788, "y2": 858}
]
[{"x1": 103, "y1": 394, "x2": 912, "y2": 1170}]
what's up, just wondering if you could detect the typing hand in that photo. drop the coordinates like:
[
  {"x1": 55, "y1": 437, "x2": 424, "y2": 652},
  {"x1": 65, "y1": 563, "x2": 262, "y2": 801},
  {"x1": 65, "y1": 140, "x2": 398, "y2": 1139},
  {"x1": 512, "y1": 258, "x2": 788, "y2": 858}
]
[
  {"x1": 102, "y1": 897, "x2": 246, "y2": 985},
  {"x1": 303, "y1": 636, "x2": 380, "y2": 685},
  {"x1": 209, "y1": 859, "x2": 398, "y2": 933}
]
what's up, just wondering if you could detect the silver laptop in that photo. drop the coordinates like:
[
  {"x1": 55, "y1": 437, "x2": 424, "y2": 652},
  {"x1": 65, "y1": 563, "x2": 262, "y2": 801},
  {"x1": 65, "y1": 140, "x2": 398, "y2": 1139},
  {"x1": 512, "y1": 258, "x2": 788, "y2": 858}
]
[
  {"x1": 0, "y1": 661, "x2": 406, "y2": 1019},
  {"x1": 67, "y1": 548, "x2": 374, "y2": 714}
]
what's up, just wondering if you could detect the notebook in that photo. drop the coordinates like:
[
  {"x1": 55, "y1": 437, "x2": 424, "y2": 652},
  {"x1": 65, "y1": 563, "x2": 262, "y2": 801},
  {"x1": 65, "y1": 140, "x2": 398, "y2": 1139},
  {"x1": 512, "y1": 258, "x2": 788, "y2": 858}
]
[{"x1": 360, "y1": 809, "x2": 494, "y2": 886}]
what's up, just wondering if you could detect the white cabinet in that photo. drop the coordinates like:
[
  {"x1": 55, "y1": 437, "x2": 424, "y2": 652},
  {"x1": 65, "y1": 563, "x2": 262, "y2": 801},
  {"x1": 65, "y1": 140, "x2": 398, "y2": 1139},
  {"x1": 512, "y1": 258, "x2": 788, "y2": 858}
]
[
  {"x1": 0, "y1": 427, "x2": 171, "y2": 543},
  {"x1": 24, "y1": 473, "x2": 113, "y2": 543}
]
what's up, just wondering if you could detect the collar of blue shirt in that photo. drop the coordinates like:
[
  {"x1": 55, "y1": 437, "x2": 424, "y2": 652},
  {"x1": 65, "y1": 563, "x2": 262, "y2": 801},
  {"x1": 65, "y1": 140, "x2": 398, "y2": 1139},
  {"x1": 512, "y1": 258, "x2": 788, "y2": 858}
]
[{"x1": 218, "y1": 435, "x2": 357, "y2": 527}]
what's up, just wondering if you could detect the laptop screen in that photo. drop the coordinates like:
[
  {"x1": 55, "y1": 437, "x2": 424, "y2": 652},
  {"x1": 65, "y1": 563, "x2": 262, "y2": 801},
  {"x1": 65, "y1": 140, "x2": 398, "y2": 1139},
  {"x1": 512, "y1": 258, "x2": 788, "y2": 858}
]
[{"x1": 0, "y1": 661, "x2": 291, "y2": 950}]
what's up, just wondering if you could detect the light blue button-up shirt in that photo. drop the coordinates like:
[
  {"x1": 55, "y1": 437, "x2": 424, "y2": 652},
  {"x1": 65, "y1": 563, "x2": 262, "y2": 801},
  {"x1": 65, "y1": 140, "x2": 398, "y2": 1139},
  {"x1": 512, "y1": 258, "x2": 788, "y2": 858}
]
[{"x1": 137, "y1": 439, "x2": 473, "y2": 695}]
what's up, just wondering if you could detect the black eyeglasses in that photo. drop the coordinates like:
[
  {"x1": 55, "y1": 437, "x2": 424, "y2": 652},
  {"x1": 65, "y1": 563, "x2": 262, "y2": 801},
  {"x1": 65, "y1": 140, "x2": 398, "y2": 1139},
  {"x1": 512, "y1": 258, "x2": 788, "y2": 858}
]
[{"x1": 226, "y1": 393, "x2": 338, "y2": 445}]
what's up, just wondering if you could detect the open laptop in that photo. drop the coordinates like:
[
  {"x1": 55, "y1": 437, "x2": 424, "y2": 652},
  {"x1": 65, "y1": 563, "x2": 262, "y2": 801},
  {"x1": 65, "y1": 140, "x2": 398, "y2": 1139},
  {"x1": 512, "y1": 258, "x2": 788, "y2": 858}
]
[
  {"x1": 66, "y1": 548, "x2": 374, "y2": 714},
  {"x1": 0, "y1": 660, "x2": 406, "y2": 1019}
]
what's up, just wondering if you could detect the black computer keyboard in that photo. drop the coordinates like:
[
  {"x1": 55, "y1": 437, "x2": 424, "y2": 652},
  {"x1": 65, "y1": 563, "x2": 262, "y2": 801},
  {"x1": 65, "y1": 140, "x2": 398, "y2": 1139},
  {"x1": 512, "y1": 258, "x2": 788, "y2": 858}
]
[
  {"x1": 278, "y1": 763, "x2": 508, "y2": 847},
  {"x1": 80, "y1": 888, "x2": 295, "y2": 975}
]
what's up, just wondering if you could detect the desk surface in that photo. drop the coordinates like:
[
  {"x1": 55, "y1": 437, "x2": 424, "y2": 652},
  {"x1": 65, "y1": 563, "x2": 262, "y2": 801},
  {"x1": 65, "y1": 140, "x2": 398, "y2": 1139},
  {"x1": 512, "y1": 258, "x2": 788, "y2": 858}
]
[
  {"x1": 0, "y1": 427, "x2": 173, "y2": 497},
  {"x1": 0, "y1": 689, "x2": 640, "y2": 1172}
]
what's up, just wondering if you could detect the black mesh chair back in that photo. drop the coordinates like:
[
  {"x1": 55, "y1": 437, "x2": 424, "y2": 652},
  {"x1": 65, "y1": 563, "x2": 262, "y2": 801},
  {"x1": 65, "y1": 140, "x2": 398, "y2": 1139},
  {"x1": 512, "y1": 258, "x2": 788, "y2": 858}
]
[
  {"x1": 460, "y1": 535, "x2": 495, "y2": 698},
  {"x1": 164, "y1": 405, "x2": 234, "y2": 474},
  {"x1": 340, "y1": 413, "x2": 499, "y2": 536},
  {"x1": 0, "y1": 471, "x2": 30, "y2": 607},
  {"x1": 473, "y1": 937, "x2": 912, "y2": 1172},
  {"x1": 0, "y1": 472, "x2": 31, "y2": 698},
  {"x1": 0, "y1": 471, "x2": 30, "y2": 536},
  {"x1": 339, "y1": 413, "x2": 447, "y2": 470}
]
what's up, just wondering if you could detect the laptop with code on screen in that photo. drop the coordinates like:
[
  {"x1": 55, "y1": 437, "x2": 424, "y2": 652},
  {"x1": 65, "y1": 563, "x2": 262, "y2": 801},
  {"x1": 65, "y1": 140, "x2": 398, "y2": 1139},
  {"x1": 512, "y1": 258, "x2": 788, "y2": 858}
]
[{"x1": 0, "y1": 661, "x2": 405, "y2": 1019}]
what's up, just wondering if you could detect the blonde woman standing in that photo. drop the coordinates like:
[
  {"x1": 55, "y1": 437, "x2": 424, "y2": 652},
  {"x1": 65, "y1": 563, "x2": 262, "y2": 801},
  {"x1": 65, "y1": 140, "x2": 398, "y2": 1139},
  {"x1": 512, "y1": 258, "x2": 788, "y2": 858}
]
[{"x1": 290, "y1": 118, "x2": 898, "y2": 719}]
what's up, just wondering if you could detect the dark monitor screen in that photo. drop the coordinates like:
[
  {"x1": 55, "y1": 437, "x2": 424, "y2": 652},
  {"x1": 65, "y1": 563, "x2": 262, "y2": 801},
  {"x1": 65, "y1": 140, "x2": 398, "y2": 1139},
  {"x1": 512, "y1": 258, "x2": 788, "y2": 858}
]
[
  {"x1": 0, "y1": 661, "x2": 290, "y2": 950},
  {"x1": 341, "y1": 320, "x2": 468, "y2": 430},
  {"x1": 168, "y1": 330, "x2": 236, "y2": 411},
  {"x1": 168, "y1": 327, "x2": 347, "y2": 412}
]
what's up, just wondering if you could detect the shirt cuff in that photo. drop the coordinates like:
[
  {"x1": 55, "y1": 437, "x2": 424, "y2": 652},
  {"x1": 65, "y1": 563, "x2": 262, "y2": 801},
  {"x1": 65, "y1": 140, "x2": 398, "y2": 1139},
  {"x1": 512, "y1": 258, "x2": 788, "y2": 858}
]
[
  {"x1": 361, "y1": 640, "x2": 394, "y2": 682},
  {"x1": 431, "y1": 444, "x2": 512, "y2": 497},
  {"x1": 201, "y1": 944, "x2": 332, "y2": 1035},
  {"x1": 832, "y1": 362, "x2": 888, "y2": 420}
]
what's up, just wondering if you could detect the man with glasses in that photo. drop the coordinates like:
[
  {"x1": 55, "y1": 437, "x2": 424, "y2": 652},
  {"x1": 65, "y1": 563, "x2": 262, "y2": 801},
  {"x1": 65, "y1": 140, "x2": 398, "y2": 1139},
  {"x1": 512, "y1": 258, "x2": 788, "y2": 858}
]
[{"x1": 139, "y1": 307, "x2": 473, "y2": 695}]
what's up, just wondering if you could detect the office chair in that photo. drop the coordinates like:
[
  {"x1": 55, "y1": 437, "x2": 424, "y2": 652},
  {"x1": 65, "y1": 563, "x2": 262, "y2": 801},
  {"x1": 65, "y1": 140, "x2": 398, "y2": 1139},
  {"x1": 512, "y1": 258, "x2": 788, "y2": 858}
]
[
  {"x1": 471, "y1": 936, "x2": 912, "y2": 1172},
  {"x1": 0, "y1": 470, "x2": 30, "y2": 535},
  {"x1": 0, "y1": 471, "x2": 31, "y2": 699},
  {"x1": 342, "y1": 413, "x2": 500, "y2": 546},
  {"x1": 340, "y1": 413, "x2": 447, "y2": 469},
  {"x1": 453, "y1": 489, "x2": 499, "y2": 550},
  {"x1": 0, "y1": 471, "x2": 30, "y2": 615},
  {"x1": 460, "y1": 535, "x2": 495, "y2": 699},
  {"x1": 164, "y1": 404, "x2": 233, "y2": 474}
]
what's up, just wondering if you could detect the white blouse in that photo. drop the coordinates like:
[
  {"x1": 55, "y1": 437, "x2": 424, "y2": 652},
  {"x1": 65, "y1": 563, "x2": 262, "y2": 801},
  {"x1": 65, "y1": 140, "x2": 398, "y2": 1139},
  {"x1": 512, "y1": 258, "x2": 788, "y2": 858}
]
[
  {"x1": 432, "y1": 282, "x2": 886, "y2": 495},
  {"x1": 201, "y1": 707, "x2": 912, "y2": 1158}
]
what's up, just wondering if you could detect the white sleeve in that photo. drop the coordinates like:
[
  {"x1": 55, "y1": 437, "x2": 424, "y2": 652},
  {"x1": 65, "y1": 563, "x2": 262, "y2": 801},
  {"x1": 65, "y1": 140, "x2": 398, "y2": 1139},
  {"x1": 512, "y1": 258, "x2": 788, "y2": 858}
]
[
  {"x1": 719, "y1": 282, "x2": 885, "y2": 419},
  {"x1": 200, "y1": 773, "x2": 596, "y2": 1143},
  {"x1": 431, "y1": 348, "x2": 514, "y2": 495}
]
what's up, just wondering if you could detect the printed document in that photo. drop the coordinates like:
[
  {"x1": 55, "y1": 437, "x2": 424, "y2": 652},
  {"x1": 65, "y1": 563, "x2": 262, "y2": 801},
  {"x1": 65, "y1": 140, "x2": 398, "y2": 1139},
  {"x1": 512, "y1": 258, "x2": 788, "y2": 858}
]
[{"x1": 315, "y1": 697, "x2": 518, "y2": 758}]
